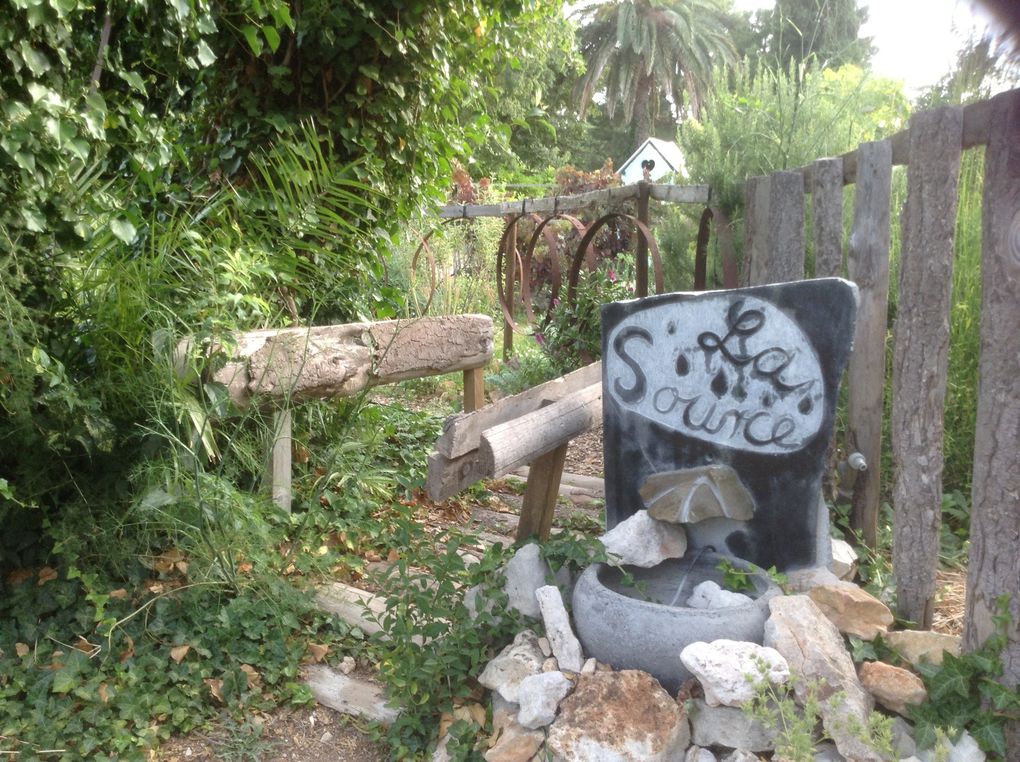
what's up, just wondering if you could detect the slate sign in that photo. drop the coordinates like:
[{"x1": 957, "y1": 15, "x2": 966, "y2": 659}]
[{"x1": 601, "y1": 279, "x2": 858, "y2": 571}]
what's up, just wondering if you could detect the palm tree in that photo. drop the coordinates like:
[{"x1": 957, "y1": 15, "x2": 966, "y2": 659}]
[{"x1": 575, "y1": 0, "x2": 737, "y2": 146}]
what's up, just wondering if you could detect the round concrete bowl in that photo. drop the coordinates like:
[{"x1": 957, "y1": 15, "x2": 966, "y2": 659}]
[{"x1": 572, "y1": 552, "x2": 780, "y2": 694}]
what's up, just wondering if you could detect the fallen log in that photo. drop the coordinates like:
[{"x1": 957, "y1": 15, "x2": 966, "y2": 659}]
[{"x1": 178, "y1": 314, "x2": 494, "y2": 407}]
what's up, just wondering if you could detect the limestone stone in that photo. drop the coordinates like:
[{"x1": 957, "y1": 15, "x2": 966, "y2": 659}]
[
  {"x1": 478, "y1": 630, "x2": 546, "y2": 703},
  {"x1": 580, "y1": 658, "x2": 597, "y2": 674},
  {"x1": 813, "y1": 741, "x2": 846, "y2": 760},
  {"x1": 542, "y1": 657, "x2": 558, "y2": 673},
  {"x1": 546, "y1": 670, "x2": 690, "y2": 761},
  {"x1": 642, "y1": 464, "x2": 755, "y2": 524},
  {"x1": 858, "y1": 661, "x2": 927, "y2": 716},
  {"x1": 915, "y1": 730, "x2": 986, "y2": 762},
  {"x1": 538, "y1": 637, "x2": 552, "y2": 657},
  {"x1": 830, "y1": 538, "x2": 859, "y2": 580},
  {"x1": 599, "y1": 510, "x2": 687, "y2": 568},
  {"x1": 687, "y1": 698, "x2": 777, "y2": 752},
  {"x1": 516, "y1": 671, "x2": 573, "y2": 729},
  {"x1": 679, "y1": 640, "x2": 789, "y2": 708},
  {"x1": 535, "y1": 585, "x2": 583, "y2": 673},
  {"x1": 491, "y1": 693, "x2": 518, "y2": 735},
  {"x1": 890, "y1": 716, "x2": 917, "y2": 758},
  {"x1": 484, "y1": 720, "x2": 545, "y2": 762},
  {"x1": 884, "y1": 630, "x2": 961, "y2": 668},
  {"x1": 721, "y1": 752, "x2": 761, "y2": 762},
  {"x1": 685, "y1": 747, "x2": 719, "y2": 762},
  {"x1": 808, "y1": 583, "x2": 894, "y2": 640},
  {"x1": 687, "y1": 580, "x2": 755, "y2": 610},
  {"x1": 764, "y1": 595, "x2": 883, "y2": 762},
  {"x1": 504, "y1": 543, "x2": 551, "y2": 618},
  {"x1": 784, "y1": 566, "x2": 853, "y2": 593}
]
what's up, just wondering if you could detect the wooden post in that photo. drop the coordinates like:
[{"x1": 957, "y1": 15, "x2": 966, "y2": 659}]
[
  {"x1": 516, "y1": 443, "x2": 569, "y2": 542},
  {"x1": 503, "y1": 219, "x2": 517, "y2": 359},
  {"x1": 846, "y1": 140, "x2": 892, "y2": 548},
  {"x1": 767, "y1": 170, "x2": 806, "y2": 282},
  {"x1": 271, "y1": 408, "x2": 292, "y2": 512},
  {"x1": 743, "y1": 175, "x2": 767, "y2": 286},
  {"x1": 636, "y1": 181, "x2": 650, "y2": 297},
  {"x1": 811, "y1": 158, "x2": 845, "y2": 278},
  {"x1": 463, "y1": 367, "x2": 485, "y2": 413},
  {"x1": 745, "y1": 171, "x2": 804, "y2": 286},
  {"x1": 965, "y1": 91, "x2": 1020, "y2": 753},
  {"x1": 892, "y1": 106, "x2": 964, "y2": 628}
]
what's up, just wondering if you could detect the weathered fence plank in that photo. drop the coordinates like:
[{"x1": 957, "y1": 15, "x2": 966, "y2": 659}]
[
  {"x1": 811, "y1": 158, "x2": 845, "y2": 278},
  {"x1": 845, "y1": 140, "x2": 892, "y2": 548},
  {"x1": 745, "y1": 171, "x2": 805, "y2": 285},
  {"x1": 271, "y1": 409, "x2": 293, "y2": 511},
  {"x1": 516, "y1": 443, "x2": 569, "y2": 542},
  {"x1": 891, "y1": 106, "x2": 964, "y2": 628},
  {"x1": 480, "y1": 383, "x2": 602, "y2": 478},
  {"x1": 964, "y1": 91, "x2": 1020, "y2": 755}
]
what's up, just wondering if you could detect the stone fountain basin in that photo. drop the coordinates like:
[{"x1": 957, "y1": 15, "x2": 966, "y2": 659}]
[{"x1": 572, "y1": 552, "x2": 780, "y2": 694}]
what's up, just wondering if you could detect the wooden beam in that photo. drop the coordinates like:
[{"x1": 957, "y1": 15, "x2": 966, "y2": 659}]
[
  {"x1": 767, "y1": 170, "x2": 806, "y2": 282},
  {"x1": 892, "y1": 106, "x2": 964, "y2": 629},
  {"x1": 425, "y1": 449, "x2": 492, "y2": 503},
  {"x1": 437, "y1": 183, "x2": 710, "y2": 219},
  {"x1": 179, "y1": 315, "x2": 494, "y2": 407},
  {"x1": 516, "y1": 443, "x2": 569, "y2": 542},
  {"x1": 463, "y1": 367, "x2": 485, "y2": 413},
  {"x1": 270, "y1": 408, "x2": 292, "y2": 512},
  {"x1": 846, "y1": 140, "x2": 893, "y2": 548},
  {"x1": 480, "y1": 383, "x2": 601, "y2": 478},
  {"x1": 436, "y1": 361, "x2": 601, "y2": 459}
]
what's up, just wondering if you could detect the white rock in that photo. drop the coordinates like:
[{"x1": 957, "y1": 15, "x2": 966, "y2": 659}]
[
  {"x1": 830, "y1": 538, "x2": 858, "y2": 580},
  {"x1": 517, "y1": 670, "x2": 573, "y2": 729},
  {"x1": 686, "y1": 580, "x2": 754, "y2": 609},
  {"x1": 538, "y1": 636, "x2": 552, "y2": 657},
  {"x1": 580, "y1": 658, "x2": 597, "y2": 674},
  {"x1": 431, "y1": 732, "x2": 452, "y2": 762},
  {"x1": 535, "y1": 585, "x2": 584, "y2": 673},
  {"x1": 504, "y1": 543, "x2": 551, "y2": 618},
  {"x1": 599, "y1": 510, "x2": 687, "y2": 568},
  {"x1": 687, "y1": 698, "x2": 776, "y2": 752},
  {"x1": 721, "y1": 751, "x2": 761, "y2": 762},
  {"x1": 685, "y1": 747, "x2": 719, "y2": 762},
  {"x1": 813, "y1": 741, "x2": 846, "y2": 760},
  {"x1": 680, "y1": 640, "x2": 789, "y2": 708},
  {"x1": 338, "y1": 655, "x2": 356, "y2": 675},
  {"x1": 483, "y1": 720, "x2": 544, "y2": 762},
  {"x1": 542, "y1": 657, "x2": 558, "y2": 673},
  {"x1": 478, "y1": 630, "x2": 546, "y2": 703}
]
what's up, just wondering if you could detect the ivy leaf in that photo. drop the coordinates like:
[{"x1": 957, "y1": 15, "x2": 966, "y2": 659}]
[
  {"x1": 970, "y1": 720, "x2": 1006, "y2": 758},
  {"x1": 241, "y1": 25, "x2": 263, "y2": 56},
  {"x1": 172, "y1": 0, "x2": 190, "y2": 20},
  {"x1": 263, "y1": 26, "x2": 281, "y2": 54},
  {"x1": 110, "y1": 217, "x2": 137, "y2": 244},
  {"x1": 196, "y1": 40, "x2": 216, "y2": 67},
  {"x1": 51, "y1": 668, "x2": 76, "y2": 694},
  {"x1": 929, "y1": 654, "x2": 971, "y2": 702},
  {"x1": 119, "y1": 70, "x2": 147, "y2": 94}
]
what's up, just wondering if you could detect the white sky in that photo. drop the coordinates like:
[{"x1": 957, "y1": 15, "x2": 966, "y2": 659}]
[{"x1": 732, "y1": 0, "x2": 993, "y2": 94}]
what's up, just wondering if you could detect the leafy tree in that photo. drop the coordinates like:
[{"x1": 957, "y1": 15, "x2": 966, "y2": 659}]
[
  {"x1": 750, "y1": 0, "x2": 874, "y2": 73},
  {"x1": 680, "y1": 60, "x2": 908, "y2": 215},
  {"x1": 574, "y1": 0, "x2": 737, "y2": 147}
]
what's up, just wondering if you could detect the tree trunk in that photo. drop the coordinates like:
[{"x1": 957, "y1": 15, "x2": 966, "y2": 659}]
[{"x1": 632, "y1": 73, "x2": 655, "y2": 146}]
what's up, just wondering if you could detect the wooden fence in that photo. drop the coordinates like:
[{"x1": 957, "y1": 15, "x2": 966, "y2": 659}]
[{"x1": 741, "y1": 89, "x2": 1019, "y2": 682}]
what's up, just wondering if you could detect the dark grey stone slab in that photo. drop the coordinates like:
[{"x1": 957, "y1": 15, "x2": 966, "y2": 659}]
[{"x1": 601, "y1": 279, "x2": 858, "y2": 570}]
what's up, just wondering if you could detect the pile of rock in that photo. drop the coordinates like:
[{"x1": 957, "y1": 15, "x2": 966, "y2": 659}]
[{"x1": 438, "y1": 540, "x2": 982, "y2": 762}]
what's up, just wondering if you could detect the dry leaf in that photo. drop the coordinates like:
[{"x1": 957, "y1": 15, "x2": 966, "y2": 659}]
[
  {"x1": 98, "y1": 683, "x2": 110, "y2": 703},
  {"x1": 147, "y1": 581, "x2": 165, "y2": 595},
  {"x1": 174, "y1": 561, "x2": 188, "y2": 575},
  {"x1": 119, "y1": 634, "x2": 135, "y2": 663},
  {"x1": 364, "y1": 551, "x2": 381, "y2": 562},
  {"x1": 109, "y1": 588, "x2": 128, "y2": 599},
  {"x1": 205, "y1": 678, "x2": 224, "y2": 703},
  {"x1": 315, "y1": 545, "x2": 329, "y2": 557},
  {"x1": 37, "y1": 567, "x2": 58, "y2": 585},
  {"x1": 306, "y1": 643, "x2": 329, "y2": 663},
  {"x1": 15, "y1": 643, "x2": 29, "y2": 658},
  {"x1": 153, "y1": 548, "x2": 185, "y2": 574},
  {"x1": 386, "y1": 548, "x2": 400, "y2": 563},
  {"x1": 74, "y1": 636, "x2": 100, "y2": 657},
  {"x1": 239, "y1": 664, "x2": 261, "y2": 687},
  {"x1": 438, "y1": 711, "x2": 455, "y2": 738},
  {"x1": 237, "y1": 562, "x2": 253, "y2": 574},
  {"x1": 7, "y1": 569, "x2": 33, "y2": 586},
  {"x1": 170, "y1": 645, "x2": 190, "y2": 664}
]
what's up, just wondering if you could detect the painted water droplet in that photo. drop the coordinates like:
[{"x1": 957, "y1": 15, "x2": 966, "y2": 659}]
[
  {"x1": 667, "y1": 321, "x2": 677, "y2": 335},
  {"x1": 675, "y1": 353, "x2": 689, "y2": 376},
  {"x1": 711, "y1": 369, "x2": 729, "y2": 398},
  {"x1": 798, "y1": 396, "x2": 813, "y2": 415},
  {"x1": 761, "y1": 392, "x2": 774, "y2": 408},
  {"x1": 732, "y1": 381, "x2": 748, "y2": 401}
]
